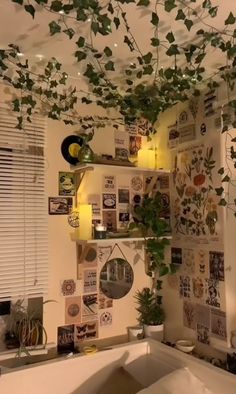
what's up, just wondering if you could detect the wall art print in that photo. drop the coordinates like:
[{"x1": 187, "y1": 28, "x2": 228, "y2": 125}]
[
  {"x1": 75, "y1": 321, "x2": 98, "y2": 342},
  {"x1": 172, "y1": 143, "x2": 222, "y2": 245},
  {"x1": 182, "y1": 248, "x2": 195, "y2": 275},
  {"x1": 183, "y1": 300, "x2": 196, "y2": 330},
  {"x1": 179, "y1": 275, "x2": 191, "y2": 298},
  {"x1": 205, "y1": 279, "x2": 220, "y2": 308},
  {"x1": 211, "y1": 309, "x2": 227, "y2": 340},
  {"x1": 65, "y1": 296, "x2": 81, "y2": 325},
  {"x1": 209, "y1": 251, "x2": 224, "y2": 281}
]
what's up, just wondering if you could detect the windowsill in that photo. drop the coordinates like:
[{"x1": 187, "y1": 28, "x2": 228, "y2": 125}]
[{"x1": 0, "y1": 342, "x2": 55, "y2": 362}]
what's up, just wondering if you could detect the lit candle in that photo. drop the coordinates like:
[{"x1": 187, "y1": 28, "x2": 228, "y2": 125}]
[
  {"x1": 137, "y1": 149, "x2": 155, "y2": 169},
  {"x1": 75, "y1": 204, "x2": 92, "y2": 240}
]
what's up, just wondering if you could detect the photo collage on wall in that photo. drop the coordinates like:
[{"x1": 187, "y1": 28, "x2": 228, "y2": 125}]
[
  {"x1": 48, "y1": 171, "x2": 75, "y2": 215},
  {"x1": 58, "y1": 243, "x2": 115, "y2": 351},
  {"x1": 170, "y1": 245, "x2": 226, "y2": 345}
]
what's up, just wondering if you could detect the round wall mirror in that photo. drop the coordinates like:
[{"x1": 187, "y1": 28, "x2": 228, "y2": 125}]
[{"x1": 100, "y1": 258, "x2": 134, "y2": 299}]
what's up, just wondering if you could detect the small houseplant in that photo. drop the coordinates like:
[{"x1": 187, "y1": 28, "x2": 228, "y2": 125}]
[
  {"x1": 5, "y1": 299, "x2": 49, "y2": 357},
  {"x1": 135, "y1": 282, "x2": 165, "y2": 341},
  {"x1": 130, "y1": 190, "x2": 175, "y2": 340}
]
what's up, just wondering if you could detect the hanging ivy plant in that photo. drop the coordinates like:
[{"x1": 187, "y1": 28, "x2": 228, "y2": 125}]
[{"x1": 1, "y1": 0, "x2": 236, "y2": 212}]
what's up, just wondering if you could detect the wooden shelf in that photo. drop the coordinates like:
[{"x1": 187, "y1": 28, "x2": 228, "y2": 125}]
[
  {"x1": 72, "y1": 162, "x2": 170, "y2": 174},
  {"x1": 71, "y1": 234, "x2": 172, "y2": 244}
]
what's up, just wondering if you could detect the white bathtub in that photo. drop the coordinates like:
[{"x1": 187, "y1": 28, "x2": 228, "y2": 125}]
[{"x1": 0, "y1": 339, "x2": 235, "y2": 394}]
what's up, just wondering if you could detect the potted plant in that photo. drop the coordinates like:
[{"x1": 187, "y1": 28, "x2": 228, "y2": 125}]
[
  {"x1": 5, "y1": 299, "x2": 50, "y2": 357},
  {"x1": 135, "y1": 282, "x2": 165, "y2": 341}
]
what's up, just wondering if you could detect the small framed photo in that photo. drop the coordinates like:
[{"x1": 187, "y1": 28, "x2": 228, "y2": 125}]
[
  {"x1": 48, "y1": 197, "x2": 73, "y2": 215},
  {"x1": 58, "y1": 172, "x2": 75, "y2": 196}
]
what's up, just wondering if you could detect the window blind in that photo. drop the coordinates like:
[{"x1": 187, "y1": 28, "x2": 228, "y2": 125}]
[{"x1": 0, "y1": 107, "x2": 48, "y2": 301}]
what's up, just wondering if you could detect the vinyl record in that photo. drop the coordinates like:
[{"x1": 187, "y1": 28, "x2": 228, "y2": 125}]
[{"x1": 61, "y1": 135, "x2": 83, "y2": 165}]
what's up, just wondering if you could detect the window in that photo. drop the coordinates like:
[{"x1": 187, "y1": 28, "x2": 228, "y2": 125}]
[{"x1": 0, "y1": 107, "x2": 48, "y2": 300}]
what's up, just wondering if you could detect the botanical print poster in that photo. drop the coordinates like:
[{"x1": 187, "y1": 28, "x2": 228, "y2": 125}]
[{"x1": 171, "y1": 143, "x2": 223, "y2": 246}]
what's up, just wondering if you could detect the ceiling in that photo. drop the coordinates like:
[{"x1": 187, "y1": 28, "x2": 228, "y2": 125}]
[{"x1": 0, "y1": 0, "x2": 235, "y2": 88}]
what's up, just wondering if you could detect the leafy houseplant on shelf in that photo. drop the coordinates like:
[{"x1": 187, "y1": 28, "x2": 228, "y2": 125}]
[{"x1": 130, "y1": 191, "x2": 175, "y2": 340}]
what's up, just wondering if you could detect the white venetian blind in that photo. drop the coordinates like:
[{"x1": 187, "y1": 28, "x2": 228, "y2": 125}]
[{"x1": 0, "y1": 107, "x2": 48, "y2": 301}]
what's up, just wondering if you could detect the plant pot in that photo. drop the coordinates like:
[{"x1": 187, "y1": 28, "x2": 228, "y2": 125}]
[{"x1": 144, "y1": 323, "x2": 164, "y2": 342}]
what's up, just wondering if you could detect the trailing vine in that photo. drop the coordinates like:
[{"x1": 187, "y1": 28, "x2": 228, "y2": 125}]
[{"x1": 1, "y1": 0, "x2": 236, "y2": 210}]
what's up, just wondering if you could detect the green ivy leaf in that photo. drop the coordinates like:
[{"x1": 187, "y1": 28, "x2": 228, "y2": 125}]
[
  {"x1": 50, "y1": 0, "x2": 62, "y2": 12},
  {"x1": 175, "y1": 9, "x2": 185, "y2": 20},
  {"x1": 113, "y1": 17, "x2": 120, "y2": 29},
  {"x1": 195, "y1": 52, "x2": 206, "y2": 63},
  {"x1": 136, "y1": 71, "x2": 143, "y2": 78},
  {"x1": 142, "y1": 52, "x2": 153, "y2": 64},
  {"x1": 12, "y1": 0, "x2": 23, "y2": 4},
  {"x1": 166, "y1": 44, "x2": 180, "y2": 56},
  {"x1": 143, "y1": 65, "x2": 153, "y2": 75},
  {"x1": 222, "y1": 175, "x2": 230, "y2": 182},
  {"x1": 151, "y1": 38, "x2": 160, "y2": 47},
  {"x1": 104, "y1": 46, "x2": 112, "y2": 57},
  {"x1": 76, "y1": 36, "x2": 85, "y2": 48},
  {"x1": 105, "y1": 60, "x2": 115, "y2": 71},
  {"x1": 63, "y1": 28, "x2": 75, "y2": 39},
  {"x1": 185, "y1": 19, "x2": 193, "y2": 31},
  {"x1": 24, "y1": 4, "x2": 35, "y2": 18},
  {"x1": 166, "y1": 31, "x2": 175, "y2": 43},
  {"x1": 151, "y1": 12, "x2": 159, "y2": 26},
  {"x1": 75, "y1": 50, "x2": 87, "y2": 62},
  {"x1": 164, "y1": 0, "x2": 177, "y2": 12},
  {"x1": 219, "y1": 198, "x2": 227, "y2": 206},
  {"x1": 218, "y1": 167, "x2": 225, "y2": 175},
  {"x1": 91, "y1": 21, "x2": 99, "y2": 35},
  {"x1": 225, "y1": 12, "x2": 236, "y2": 25},
  {"x1": 159, "y1": 265, "x2": 169, "y2": 277},
  {"x1": 137, "y1": 0, "x2": 150, "y2": 5},
  {"x1": 49, "y1": 21, "x2": 61, "y2": 35},
  {"x1": 215, "y1": 187, "x2": 224, "y2": 196}
]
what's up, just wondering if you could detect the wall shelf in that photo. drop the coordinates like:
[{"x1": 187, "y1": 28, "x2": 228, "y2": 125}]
[
  {"x1": 72, "y1": 162, "x2": 170, "y2": 175},
  {"x1": 71, "y1": 234, "x2": 172, "y2": 244}
]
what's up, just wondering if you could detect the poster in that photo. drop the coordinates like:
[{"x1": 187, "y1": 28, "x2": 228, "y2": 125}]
[
  {"x1": 209, "y1": 251, "x2": 224, "y2": 281},
  {"x1": 81, "y1": 244, "x2": 97, "y2": 269},
  {"x1": 48, "y1": 197, "x2": 72, "y2": 215},
  {"x1": 183, "y1": 300, "x2": 196, "y2": 330},
  {"x1": 83, "y1": 269, "x2": 97, "y2": 293},
  {"x1": 171, "y1": 143, "x2": 222, "y2": 246},
  {"x1": 65, "y1": 296, "x2": 81, "y2": 324},
  {"x1": 87, "y1": 194, "x2": 101, "y2": 216},
  {"x1": 118, "y1": 189, "x2": 130, "y2": 204},
  {"x1": 129, "y1": 135, "x2": 141, "y2": 156},
  {"x1": 82, "y1": 294, "x2": 98, "y2": 321},
  {"x1": 58, "y1": 172, "x2": 75, "y2": 196},
  {"x1": 57, "y1": 324, "x2": 75, "y2": 353},
  {"x1": 100, "y1": 311, "x2": 112, "y2": 326},
  {"x1": 102, "y1": 175, "x2": 116, "y2": 192},
  {"x1": 114, "y1": 130, "x2": 129, "y2": 160},
  {"x1": 102, "y1": 211, "x2": 117, "y2": 231},
  {"x1": 211, "y1": 309, "x2": 227, "y2": 340},
  {"x1": 102, "y1": 193, "x2": 116, "y2": 209},
  {"x1": 75, "y1": 321, "x2": 98, "y2": 341}
]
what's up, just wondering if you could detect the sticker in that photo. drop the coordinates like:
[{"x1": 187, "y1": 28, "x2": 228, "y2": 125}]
[
  {"x1": 178, "y1": 110, "x2": 188, "y2": 124},
  {"x1": 81, "y1": 245, "x2": 97, "y2": 268},
  {"x1": 197, "y1": 324, "x2": 210, "y2": 345},
  {"x1": 97, "y1": 246, "x2": 112, "y2": 265},
  {"x1": 200, "y1": 123, "x2": 207, "y2": 136},
  {"x1": 168, "y1": 122, "x2": 179, "y2": 149},
  {"x1": 183, "y1": 301, "x2": 196, "y2": 330},
  {"x1": 205, "y1": 279, "x2": 220, "y2": 308},
  {"x1": 103, "y1": 175, "x2": 116, "y2": 192},
  {"x1": 119, "y1": 212, "x2": 130, "y2": 224},
  {"x1": 83, "y1": 269, "x2": 97, "y2": 293},
  {"x1": 57, "y1": 324, "x2": 75, "y2": 353},
  {"x1": 48, "y1": 197, "x2": 72, "y2": 215},
  {"x1": 102, "y1": 193, "x2": 116, "y2": 209},
  {"x1": 58, "y1": 172, "x2": 75, "y2": 196},
  {"x1": 98, "y1": 292, "x2": 113, "y2": 309},
  {"x1": 100, "y1": 311, "x2": 112, "y2": 326},
  {"x1": 182, "y1": 248, "x2": 195, "y2": 275},
  {"x1": 61, "y1": 279, "x2": 76, "y2": 296},
  {"x1": 171, "y1": 247, "x2": 182, "y2": 266},
  {"x1": 179, "y1": 124, "x2": 196, "y2": 144},
  {"x1": 179, "y1": 275, "x2": 191, "y2": 298},
  {"x1": 192, "y1": 277, "x2": 204, "y2": 299},
  {"x1": 129, "y1": 135, "x2": 142, "y2": 156},
  {"x1": 118, "y1": 189, "x2": 130, "y2": 204},
  {"x1": 102, "y1": 210, "x2": 117, "y2": 231},
  {"x1": 82, "y1": 294, "x2": 98, "y2": 321},
  {"x1": 131, "y1": 176, "x2": 143, "y2": 191},
  {"x1": 75, "y1": 321, "x2": 98, "y2": 341},
  {"x1": 65, "y1": 296, "x2": 81, "y2": 324},
  {"x1": 211, "y1": 309, "x2": 227, "y2": 340},
  {"x1": 87, "y1": 194, "x2": 101, "y2": 216},
  {"x1": 209, "y1": 251, "x2": 224, "y2": 281}
]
